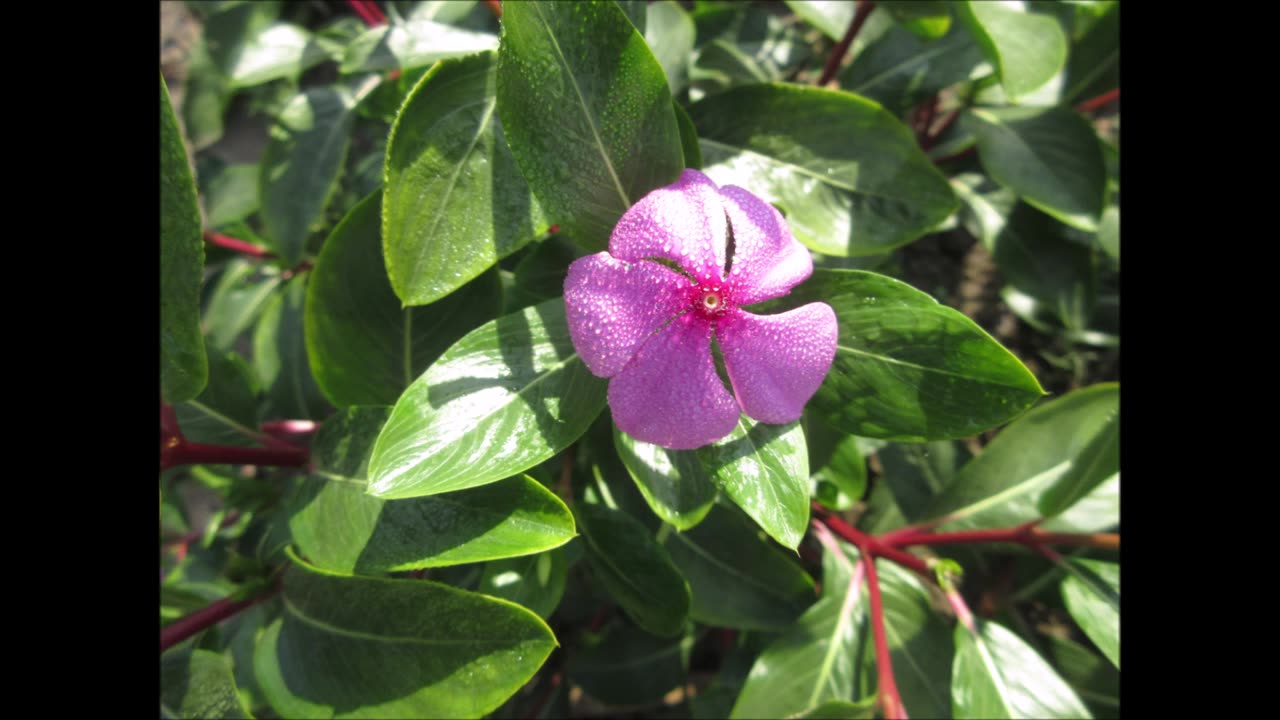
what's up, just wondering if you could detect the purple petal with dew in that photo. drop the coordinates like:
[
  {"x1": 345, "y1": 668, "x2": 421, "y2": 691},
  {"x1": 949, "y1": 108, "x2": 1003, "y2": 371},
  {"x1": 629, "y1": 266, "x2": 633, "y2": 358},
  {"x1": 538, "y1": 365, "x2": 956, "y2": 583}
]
[
  {"x1": 719, "y1": 184, "x2": 812, "y2": 306},
  {"x1": 609, "y1": 169, "x2": 727, "y2": 286},
  {"x1": 565, "y1": 253, "x2": 690, "y2": 378},
  {"x1": 608, "y1": 313, "x2": 740, "y2": 449},
  {"x1": 717, "y1": 304, "x2": 838, "y2": 424}
]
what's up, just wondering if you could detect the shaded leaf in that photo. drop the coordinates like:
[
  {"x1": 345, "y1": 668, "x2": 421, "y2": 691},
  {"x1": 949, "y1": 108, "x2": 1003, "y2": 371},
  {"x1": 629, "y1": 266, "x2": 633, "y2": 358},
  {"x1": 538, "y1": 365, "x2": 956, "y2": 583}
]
[
  {"x1": 254, "y1": 277, "x2": 328, "y2": 420},
  {"x1": 161, "y1": 648, "x2": 253, "y2": 719},
  {"x1": 175, "y1": 348, "x2": 261, "y2": 447},
  {"x1": 872, "y1": 561, "x2": 953, "y2": 718},
  {"x1": 477, "y1": 547, "x2": 569, "y2": 619},
  {"x1": 568, "y1": 622, "x2": 693, "y2": 706},
  {"x1": 839, "y1": 23, "x2": 984, "y2": 117}
]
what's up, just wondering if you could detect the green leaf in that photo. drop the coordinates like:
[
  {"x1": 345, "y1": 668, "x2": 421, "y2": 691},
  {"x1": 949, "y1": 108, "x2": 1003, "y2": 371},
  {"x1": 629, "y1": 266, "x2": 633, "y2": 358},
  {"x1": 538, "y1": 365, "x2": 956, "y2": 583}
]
[
  {"x1": 965, "y1": 106, "x2": 1107, "y2": 232},
  {"x1": 161, "y1": 648, "x2": 253, "y2": 719},
  {"x1": 767, "y1": 269, "x2": 1043, "y2": 440},
  {"x1": 839, "y1": 23, "x2": 984, "y2": 117},
  {"x1": 305, "y1": 191, "x2": 503, "y2": 407},
  {"x1": 1038, "y1": 401, "x2": 1117, "y2": 518},
  {"x1": 341, "y1": 19, "x2": 497, "y2": 73},
  {"x1": 922, "y1": 383, "x2": 1119, "y2": 532},
  {"x1": 183, "y1": 38, "x2": 232, "y2": 151},
  {"x1": 289, "y1": 407, "x2": 575, "y2": 574},
  {"x1": 161, "y1": 74, "x2": 208, "y2": 403},
  {"x1": 807, "y1": 419, "x2": 867, "y2": 512},
  {"x1": 876, "y1": 440, "x2": 970, "y2": 522},
  {"x1": 674, "y1": 100, "x2": 702, "y2": 169},
  {"x1": 783, "y1": 0, "x2": 855, "y2": 41},
  {"x1": 201, "y1": 162, "x2": 261, "y2": 229},
  {"x1": 872, "y1": 561, "x2": 954, "y2": 718},
  {"x1": 615, "y1": 427, "x2": 717, "y2": 530},
  {"x1": 253, "y1": 555, "x2": 556, "y2": 718},
  {"x1": 691, "y1": 84, "x2": 956, "y2": 257},
  {"x1": 383, "y1": 51, "x2": 547, "y2": 306},
  {"x1": 617, "y1": 0, "x2": 648, "y2": 33},
  {"x1": 664, "y1": 503, "x2": 815, "y2": 630},
  {"x1": 1063, "y1": 1, "x2": 1118, "y2": 103},
  {"x1": 1098, "y1": 206, "x2": 1119, "y2": 262},
  {"x1": 367, "y1": 299, "x2": 607, "y2": 499},
  {"x1": 175, "y1": 349, "x2": 261, "y2": 447},
  {"x1": 260, "y1": 87, "x2": 356, "y2": 265},
  {"x1": 568, "y1": 622, "x2": 693, "y2": 706},
  {"x1": 1046, "y1": 635, "x2": 1119, "y2": 717},
  {"x1": 496, "y1": 0, "x2": 685, "y2": 250},
  {"x1": 646, "y1": 0, "x2": 696, "y2": 94},
  {"x1": 792, "y1": 699, "x2": 879, "y2": 719},
  {"x1": 576, "y1": 502, "x2": 690, "y2": 637},
  {"x1": 957, "y1": 1, "x2": 1067, "y2": 100},
  {"x1": 512, "y1": 235, "x2": 587, "y2": 302},
  {"x1": 698, "y1": 416, "x2": 809, "y2": 550},
  {"x1": 1060, "y1": 559, "x2": 1119, "y2": 669},
  {"x1": 730, "y1": 542, "x2": 864, "y2": 718},
  {"x1": 883, "y1": 1, "x2": 953, "y2": 40},
  {"x1": 987, "y1": 204, "x2": 1098, "y2": 331},
  {"x1": 952, "y1": 619, "x2": 1092, "y2": 718},
  {"x1": 476, "y1": 547, "x2": 568, "y2": 619},
  {"x1": 228, "y1": 23, "x2": 329, "y2": 89},
  {"x1": 253, "y1": 277, "x2": 328, "y2": 420}
]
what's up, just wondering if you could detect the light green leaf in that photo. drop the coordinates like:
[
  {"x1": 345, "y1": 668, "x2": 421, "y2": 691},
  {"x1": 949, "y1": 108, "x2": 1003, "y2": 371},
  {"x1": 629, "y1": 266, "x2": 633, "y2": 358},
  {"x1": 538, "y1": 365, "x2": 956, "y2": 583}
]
[
  {"x1": 201, "y1": 161, "x2": 261, "y2": 229},
  {"x1": 1039, "y1": 401, "x2": 1117, "y2": 518},
  {"x1": 161, "y1": 648, "x2": 253, "y2": 719},
  {"x1": 957, "y1": 1, "x2": 1067, "y2": 100},
  {"x1": 228, "y1": 23, "x2": 329, "y2": 89},
  {"x1": 341, "y1": 19, "x2": 497, "y2": 73},
  {"x1": 615, "y1": 427, "x2": 717, "y2": 530},
  {"x1": 792, "y1": 698, "x2": 879, "y2": 719},
  {"x1": 1061, "y1": 559, "x2": 1119, "y2": 669},
  {"x1": 952, "y1": 619, "x2": 1092, "y2": 718},
  {"x1": 646, "y1": 0, "x2": 696, "y2": 94},
  {"x1": 783, "y1": 0, "x2": 855, "y2": 41},
  {"x1": 699, "y1": 416, "x2": 809, "y2": 550},
  {"x1": 883, "y1": 1, "x2": 953, "y2": 40}
]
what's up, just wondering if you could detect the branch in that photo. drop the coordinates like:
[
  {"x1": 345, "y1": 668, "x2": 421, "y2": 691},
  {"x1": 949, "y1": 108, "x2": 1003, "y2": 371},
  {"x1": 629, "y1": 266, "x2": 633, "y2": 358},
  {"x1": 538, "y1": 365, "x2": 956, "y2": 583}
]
[
  {"x1": 1076, "y1": 88, "x2": 1119, "y2": 113},
  {"x1": 204, "y1": 231, "x2": 275, "y2": 259},
  {"x1": 886, "y1": 525, "x2": 1119, "y2": 552},
  {"x1": 863, "y1": 555, "x2": 908, "y2": 719},
  {"x1": 260, "y1": 419, "x2": 318, "y2": 444},
  {"x1": 811, "y1": 503, "x2": 931, "y2": 577},
  {"x1": 162, "y1": 441, "x2": 308, "y2": 471},
  {"x1": 485, "y1": 0, "x2": 502, "y2": 19},
  {"x1": 817, "y1": 1, "x2": 877, "y2": 87},
  {"x1": 161, "y1": 581, "x2": 281, "y2": 653}
]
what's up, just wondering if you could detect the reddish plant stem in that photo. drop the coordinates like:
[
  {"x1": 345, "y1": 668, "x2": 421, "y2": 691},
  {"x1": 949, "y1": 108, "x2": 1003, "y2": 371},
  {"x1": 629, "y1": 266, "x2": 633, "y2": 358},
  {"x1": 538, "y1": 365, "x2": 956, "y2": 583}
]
[
  {"x1": 1076, "y1": 87, "x2": 1119, "y2": 113},
  {"x1": 160, "y1": 400, "x2": 183, "y2": 442},
  {"x1": 932, "y1": 146, "x2": 976, "y2": 165},
  {"x1": 346, "y1": 0, "x2": 378, "y2": 26},
  {"x1": 862, "y1": 555, "x2": 908, "y2": 719},
  {"x1": 359, "y1": 1, "x2": 387, "y2": 26},
  {"x1": 943, "y1": 586, "x2": 976, "y2": 633},
  {"x1": 811, "y1": 503, "x2": 931, "y2": 578},
  {"x1": 587, "y1": 604, "x2": 611, "y2": 632},
  {"x1": 817, "y1": 1, "x2": 877, "y2": 87},
  {"x1": 161, "y1": 581, "x2": 281, "y2": 653},
  {"x1": 260, "y1": 419, "x2": 318, "y2": 444},
  {"x1": 204, "y1": 231, "x2": 275, "y2": 259},
  {"x1": 887, "y1": 526, "x2": 1119, "y2": 552},
  {"x1": 485, "y1": 0, "x2": 503, "y2": 18},
  {"x1": 163, "y1": 441, "x2": 308, "y2": 470}
]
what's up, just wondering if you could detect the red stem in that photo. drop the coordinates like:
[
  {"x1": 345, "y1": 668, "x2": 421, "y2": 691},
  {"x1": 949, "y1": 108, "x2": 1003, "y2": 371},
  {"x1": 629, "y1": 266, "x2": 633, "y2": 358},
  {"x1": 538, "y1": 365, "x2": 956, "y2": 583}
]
[
  {"x1": 1076, "y1": 88, "x2": 1119, "y2": 113},
  {"x1": 260, "y1": 420, "x2": 318, "y2": 443},
  {"x1": 932, "y1": 146, "x2": 976, "y2": 165},
  {"x1": 485, "y1": 0, "x2": 503, "y2": 18},
  {"x1": 811, "y1": 503, "x2": 931, "y2": 578},
  {"x1": 161, "y1": 582, "x2": 281, "y2": 653},
  {"x1": 346, "y1": 0, "x2": 377, "y2": 26},
  {"x1": 163, "y1": 441, "x2": 308, "y2": 470},
  {"x1": 358, "y1": 1, "x2": 387, "y2": 26},
  {"x1": 817, "y1": 1, "x2": 877, "y2": 87},
  {"x1": 863, "y1": 555, "x2": 908, "y2": 719},
  {"x1": 204, "y1": 231, "x2": 274, "y2": 259},
  {"x1": 160, "y1": 400, "x2": 183, "y2": 442},
  {"x1": 887, "y1": 526, "x2": 1119, "y2": 552}
]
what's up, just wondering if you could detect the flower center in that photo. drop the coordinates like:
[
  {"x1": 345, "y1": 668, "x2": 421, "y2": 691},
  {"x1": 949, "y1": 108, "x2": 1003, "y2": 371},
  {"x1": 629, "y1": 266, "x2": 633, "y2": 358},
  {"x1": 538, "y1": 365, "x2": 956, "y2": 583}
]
[{"x1": 702, "y1": 291, "x2": 721, "y2": 310}]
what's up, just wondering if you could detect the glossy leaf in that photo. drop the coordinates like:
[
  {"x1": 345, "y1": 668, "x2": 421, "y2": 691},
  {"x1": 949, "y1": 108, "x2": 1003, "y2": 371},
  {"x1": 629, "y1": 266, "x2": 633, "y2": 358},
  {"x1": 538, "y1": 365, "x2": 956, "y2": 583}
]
[
  {"x1": 161, "y1": 648, "x2": 252, "y2": 719},
  {"x1": 254, "y1": 277, "x2": 327, "y2": 420},
  {"x1": 476, "y1": 547, "x2": 568, "y2": 619},
  {"x1": 806, "y1": 416, "x2": 867, "y2": 512},
  {"x1": 1039, "y1": 401, "x2": 1118, "y2": 518},
  {"x1": 496, "y1": 0, "x2": 685, "y2": 250},
  {"x1": 839, "y1": 23, "x2": 984, "y2": 117},
  {"x1": 957, "y1": 1, "x2": 1067, "y2": 100},
  {"x1": 646, "y1": 0, "x2": 696, "y2": 94},
  {"x1": 1061, "y1": 559, "x2": 1119, "y2": 669},
  {"x1": 664, "y1": 503, "x2": 815, "y2": 630},
  {"x1": 576, "y1": 502, "x2": 690, "y2": 637},
  {"x1": 873, "y1": 561, "x2": 954, "y2": 718},
  {"x1": 367, "y1": 299, "x2": 608, "y2": 499},
  {"x1": 289, "y1": 407, "x2": 575, "y2": 574},
  {"x1": 615, "y1": 427, "x2": 717, "y2": 530},
  {"x1": 227, "y1": 22, "x2": 329, "y2": 89},
  {"x1": 341, "y1": 19, "x2": 497, "y2": 73},
  {"x1": 699, "y1": 416, "x2": 809, "y2": 550},
  {"x1": 260, "y1": 87, "x2": 356, "y2": 265},
  {"x1": 691, "y1": 84, "x2": 956, "y2": 257},
  {"x1": 568, "y1": 622, "x2": 693, "y2": 706},
  {"x1": 965, "y1": 105, "x2": 1106, "y2": 232},
  {"x1": 783, "y1": 0, "x2": 855, "y2": 41},
  {"x1": 305, "y1": 191, "x2": 503, "y2": 407},
  {"x1": 383, "y1": 51, "x2": 548, "y2": 306},
  {"x1": 253, "y1": 556, "x2": 556, "y2": 718},
  {"x1": 161, "y1": 74, "x2": 208, "y2": 403},
  {"x1": 730, "y1": 541, "x2": 864, "y2": 718},
  {"x1": 952, "y1": 619, "x2": 1091, "y2": 718},
  {"x1": 769, "y1": 269, "x2": 1043, "y2": 440},
  {"x1": 923, "y1": 383, "x2": 1119, "y2": 532}
]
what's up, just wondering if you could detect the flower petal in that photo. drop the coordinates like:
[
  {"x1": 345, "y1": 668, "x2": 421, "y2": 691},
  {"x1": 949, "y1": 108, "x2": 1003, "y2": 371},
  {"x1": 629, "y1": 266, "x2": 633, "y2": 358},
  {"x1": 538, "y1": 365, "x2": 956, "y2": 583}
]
[
  {"x1": 565, "y1": 252, "x2": 690, "y2": 378},
  {"x1": 609, "y1": 313, "x2": 740, "y2": 449},
  {"x1": 717, "y1": 304, "x2": 838, "y2": 424},
  {"x1": 719, "y1": 184, "x2": 812, "y2": 305},
  {"x1": 609, "y1": 169, "x2": 727, "y2": 286}
]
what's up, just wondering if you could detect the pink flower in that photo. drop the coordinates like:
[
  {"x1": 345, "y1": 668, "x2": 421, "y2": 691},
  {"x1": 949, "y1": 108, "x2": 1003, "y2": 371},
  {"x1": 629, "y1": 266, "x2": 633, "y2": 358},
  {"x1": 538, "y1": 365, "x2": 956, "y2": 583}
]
[{"x1": 564, "y1": 169, "x2": 838, "y2": 449}]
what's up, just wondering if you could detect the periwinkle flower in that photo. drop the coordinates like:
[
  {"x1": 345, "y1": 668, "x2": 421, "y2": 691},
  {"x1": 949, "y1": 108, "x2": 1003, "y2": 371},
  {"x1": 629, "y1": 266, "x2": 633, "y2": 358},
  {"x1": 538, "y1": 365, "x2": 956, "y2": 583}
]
[{"x1": 564, "y1": 169, "x2": 837, "y2": 449}]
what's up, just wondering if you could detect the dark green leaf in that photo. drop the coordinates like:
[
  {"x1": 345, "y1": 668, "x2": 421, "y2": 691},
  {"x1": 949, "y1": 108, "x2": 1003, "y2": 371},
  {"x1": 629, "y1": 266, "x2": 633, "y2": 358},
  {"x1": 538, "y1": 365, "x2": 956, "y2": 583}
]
[
  {"x1": 952, "y1": 619, "x2": 1091, "y2": 718},
  {"x1": 807, "y1": 420, "x2": 867, "y2": 512},
  {"x1": 690, "y1": 632, "x2": 777, "y2": 719},
  {"x1": 1063, "y1": 2, "x2": 1118, "y2": 103},
  {"x1": 1060, "y1": 559, "x2": 1119, "y2": 668},
  {"x1": 617, "y1": 0, "x2": 648, "y2": 33},
  {"x1": 476, "y1": 547, "x2": 568, "y2": 619},
  {"x1": 576, "y1": 502, "x2": 690, "y2": 637},
  {"x1": 957, "y1": 1, "x2": 1067, "y2": 100},
  {"x1": 839, "y1": 23, "x2": 984, "y2": 117},
  {"x1": 883, "y1": 1, "x2": 952, "y2": 40},
  {"x1": 792, "y1": 699, "x2": 878, "y2": 719},
  {"x1": 615, "y1": 427, "x2": 717, "y2": 530},
  {"x1": 873, "y1": 561, "x2": 953, "y2": 718},
  {"x1": 162, "y1": 74, "x2": 208, "y2": 403},
  {"x1": 876, "y1": 440, "x2": 970, "y2": 523},
  {"x1": 965, "y1": 106, "x2": 1106, "y2": 232},
  {"x1": 383, "y1": 51, "x2": 548, "y2": 306},
  {"x1": 496, "y1": 0, "x2": 685, "y2": 250},
  {"x1": 988, "y1": 204, "x2": 1098, "y2": 332},
  {"x1": 646, "y1": 0, "x2": 696, "y2": 94},
  {"x1": 289, "y1": 407, "x2": 575, "y2": 574},
  {"x1": 253, "y1": 555, "x2": 556, "y2": 718},
  {"x1": 664, "y1": 503, "x2": 815, "y2": 630},
  {"x1": 1039, "y1": 401, "x2": 1117, "y2": 518},
  {"x1": 367, "y1": 299, "x2": 608, "y2": 499},
  {"x1": 175, "y1": 348, "x2": 261, "y2": 447},
  {"x1": 183, "y1": 38, "x2": 232, "y2": 151},
  {"x1": 340, "y1": 20, "x2": 497, "y2": 73},
  {"x1": 730, "y1": 542, "x2": 864, "y2": 718},
  {"x1": 227, "y1": 22, "x2": 329, "y2": 89},
  {"x1": 674, "y1": 101, "x2": 702, "y2": 169},
  {"x1": 161, "y1": 648, "x2": 253, "y2": 719},
  {"x1": 201, "y1": 162, "x2": 261, "y2": 229},
  {"x1": 305, "y1": 191, "x2": 503, "y2": 407},
  {"x1": 768, "y1": 269, "x2": 1043, "y2": 440},
  {"x1": 254, "y1": 277, "x2": 328, "y2": 419},
  {"x1": 1047, "y1": 636, "x2": 1119, "y2": 717},
  {"x1": 922, "y1": 383, "x2": 1119, "y2": 532},
  {"x1": 699, "y1": 416, "x2": 809, "y2": 550},
  {"x1": 260, "y1": 87, "x2": 356, "y2": 264},
  {"x1": 202, "y1": 257, "x2": 281, "y2": 351},
  {"x1": 512, "y1": 235, "x2": 586, "y2": 302},
  {"x1": 568, "y1": 622, "x2": 693, "y2": 706},
  {"x1": 691, "y1": 84, "x2": 956, "y2": 257},
  {"x1": 202, "y1": 1, "x2": 283, "y2": 78},
  {"x1": 950, "y1": 172, "x2": 1018, "y2": 249}
]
